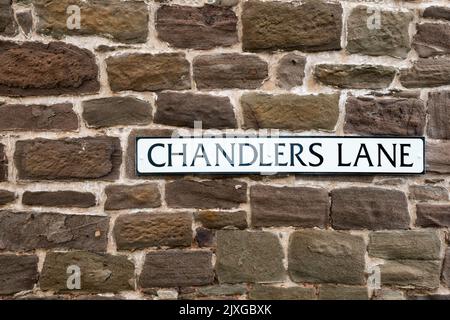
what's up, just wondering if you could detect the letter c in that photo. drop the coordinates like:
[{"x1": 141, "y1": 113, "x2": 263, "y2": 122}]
[{"x1": 148, "y1": 143, "x2": 166, "y2": 167}]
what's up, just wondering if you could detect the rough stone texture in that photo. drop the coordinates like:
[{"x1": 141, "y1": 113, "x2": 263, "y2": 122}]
[
  {"x1": 344, "y1": 96, "x2": 426, "y2": 136},
  {"x1": 331, "y1": 187, "x2": 410, "y2": 230},
  {"x1": 347, "y1": 6, "x2": 412, "y2": 58},
  {"x1": 195, "y1": 227, "x2": 215, "y2": 248},
  {"x1": 288, "y1": 230, "x2": 366, "y2": 285},
  {"x1": 154, "y1": 92, "x2": 237, "y2": 129},
  {"x1": 241, "y1": 93, "x2": 340, "y2": 131},
  {"x1": 0, "y1": 0, "x2": 16, "y2": 36},
  {"x1": 413, "y1": 23, "x2": 450, "y2": 58},
  {"x1": 0, "y1": 190, "x2": 15, "y2": 205},
  {"x1": 195, "y1": 210, "x2": 247, "y2": 229},
  {"x1": 156, "y1": 5, "x2": 238, "y2": 49},
  {"x1": 216, "y1": 230, "x2": 285, "y2": 283},
  {"x1": 416, "y1": 204, "x2": 450, "y2": 228},
  {"x1": 0, "y1": 144, "x2": 6, "y2": 182},
  {"x1": 34, "y1": 0, "x2": 148, "y2": 43},
  {"x1": 427, "y1": 91, "x2": 450, "y2": 139},
  {"x1": 319, "y1": 285, "x2": 368, "y2": 300},
  {"x1": 314, "y1": 64, "x2": 396, "y2": 89},
  {"x1": 250, "y1": 185, "x2": 329, "y2": 228},
  {"x1": 368, "y1": 230, "x2": 441, "y2": 260},
  {"x1": 140, "y1": 250, "x2": 214, "y2": 287},
  {"x1": 107, "y1": 53, "x2": 191, "y2": 92},
  {"x1": 193, "y1": 54, "x2": 268, "y2": 89},
  {"x1": 276, "y1": 53, "x2": 306, "y2": 89},
  {"x1": 40, "y1": 252, "x2": 135, "y2": 293},
  {"x1": 166, "y1": 180, "x2": 247, "y2": 209},
  {"x1": 423, "y1": 6, "x2": 450, "y2": 21},
  {"x1": 443, "y1": 249, "x2": 450, "y2": 287},
  {"x1": 0, "y1": 254, "x2": 38, "y2": 295},
  {"x1": 242, "y1": 0, "x2": 342, "y2": 52},
  {"x1": 22, "y1": 191, "x2": 96, "y2": 208},
  {"x1": 399, "y1": 58, "x2": 450, "y2": 88},
  {"x1": 114, "y1": 212, "x2": 192, "y2": 250},
  {"x1": 0, "y1": 103, "x2": 78, "y2": 131},
  {"x1": 380, "y1": 260, "x2": 441, "y2": 290},
  {"x1": 409, "y1": 185, "x2": 449, "y2": 202},
  {"x1": 14, "y1": 137, "x2": 122, "y2": 181},
  {"x1": 0, "y1": 211, "x2": 108, "y2": 251},
  {"x1": 82, "y1": 97, "x2": 152, "y2": 128},
  {"x1": 249, "y1": 285, "x2": 316, "y2": 300},
  {"x1": 427, "y1": 141, "x2": 450, "y2": 173},
  {"x1": 16, "y1": 10, "x2": 33, "y2": 36},
  {"x1": 0, "y1": 41, "x2": 99, "y2": 97},
  {"x1": 105, "y1": 184, "x2": 161, "y2": 210}
]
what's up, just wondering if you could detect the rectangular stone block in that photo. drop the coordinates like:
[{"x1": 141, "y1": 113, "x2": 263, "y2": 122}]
[
  {"x1": 14, "y1": 137, "x2": 122, "y2": 181},
  {"x1": 288, "y1": 230, "x2": 366, "y2": 285},
  {"x1": 140, "y1": 250, "x2": 214, "y2": 287},
  {"x1": 427, "y1": 91, "x2": 450, "y2": 139},
  {"x1": 22, "y1": 191, "x2": 96, "y2": 208},
  {"x1": 0, "y1": 211, "x2": 109, "y2": 251},
  {"x1": 416, "y1": 204, "x2": 450, "y2": 228},
  {"x1": 250, "y1": 185, "x2": 329, "y2": 228},
  {"x1": 380, "y1": 260, "x2": 441, "y2": 290},
  {"x1": 0, "y1": 254, "x2": 38, "y2": 295},
  {"x1": 105, "y1": 184, "x2": 161, "y2": 210}
]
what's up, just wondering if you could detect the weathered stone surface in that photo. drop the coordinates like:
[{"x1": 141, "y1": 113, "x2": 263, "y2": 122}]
[
  {"x1": 126, "y1": 128, "x2": 175, "y2": 179},
  {"x1": 14, "y1": 137, "x2": 122, "y2": 181},
  {"x1": 0, "y1": 211, "x2": 108, "y2": 251},
  {"x1": 195, "y1": 227, "x2": 215, "y2": 248},
  {"x1": 344, "y1": 96, "x2": 426, "y2": 136},
  {"x1": 193, "y1": 54, "x2": 268, "y2": 89},
  {"x1": 413, "y1": 23, "x2": 450, "y2": 58},
  {"x1": 16, "y1": 10, "x2": 33, "y2": 35},
  {"x1": 416, "y1": 204, "x2": 450, "y2": 228},
  {"x1": 194, "y1": 284, "x2": 246, "y2": 298},
  {"x1": 408, "y1": 294, "x2": 450, "y2": 301},
  {"x1": 249, "y1": 285, "x2": 316, "y2": 300},
  {"x1": 241, "y1": 93, "x2": 340, "y2": 131},
  {"x1": 427, "y1": 141, "x2": 450, "y2": 173},
  {"x1": 140, "y1": 250, "x2": 214, "y2": 287},
  {"x1": 368, "y1": 230, "x2": 441, "y2": 260},
  {"x1": 195, "y1": 210, "x2": 247, "y2": 229},
  {"x1": 380, "y1": 260, "x2": 441, "y2": 289},
  {"x1": 0, "y1": 190, "x2": 15, "y2": 205},
  {"x1": 0, "y1": 0, "x2": 16, "y2": 36},
  {"x1": 427, "y1": 91, "x2": 450, "y2": 139},
  {"x1": 442, "y1": 249, "x2": 450, "y2": 287},
  {"x1": 0, "y1": 254, "x2": 38, "y2": 295},
  {"x1": 83, "y1": 97, "x2": 152, "y2": 128},
  {"x1": 250, "y1": 185, "x2": 329, "y2": 228},
  {"x1": 22, "y1": 191, "x2": 96, "y2": 208},
  {"x1": 156, "y1": 5, "x2": 238, "y2": 49},
  {"x1": 216, "y1": 230, "x2": 285, "y2": 283},
  {"x1": 319, "y1": 285, "x2": 368, "y2": 300},
  {"x1": 314, "y1": 64, "x2": 396, "y2": 89},
  {"x1": 288, "y1": 230, "x2": 366, "y2": 285},
  {"x1": 399, "y1": 57, "x2": 450, "y2": 88},
  {"x1": 0, "y1": 41, "x2": 99, "y2": 97},
  {"x1": 0, "y1": 144, "x2": 6, "y2": 181},
  {"x1": 107, "y1": 53, "x2": 191, "y2": 92},
  {"x1": 423, "y1": 6, "x2": 450, "y2": 21},
  {"x1": 347, "y1": 6, "x2": 412, "y2": 58},
  {"x1": 34, "y1": 0, "x2": 148, "y2": 43},
  {"x1": 166, "y1": 180, "x2": 247, "y2": 209},
  {"x1": 331, "y1": 187, "x2": 410, "y2": 230},
  {"x1": 40, "y1": 252, "x2": 135, "y2": 293},
  {"x1": 155, "y1": 92, "x2": 237, "y2": 129},
  {"x1": 105, "y1": 184, "x2": 161, "y2": 210},
  {"x1": 114, "y1": 212, "x2": 192, "y2": 250},
  {"x1": 0, "y1": 103, "x2": 78, "y2": 131},
  {"x1": 276, "y1": 53, "x2": 306, "y2": 89},
  {"x1": 242, "y1": 1, "x2": 342, "y2": 52},
  {"x1": 409, "y1": 185, "x2": 449, "y2": 202}
]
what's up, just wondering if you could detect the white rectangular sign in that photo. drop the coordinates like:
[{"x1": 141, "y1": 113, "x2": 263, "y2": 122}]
[{"x1": 136, "y1": 137, "x2": 425, "y2": 175}]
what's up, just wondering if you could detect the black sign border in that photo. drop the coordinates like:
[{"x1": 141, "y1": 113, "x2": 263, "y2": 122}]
[{"x1": 135, "y1": 136, "x2": 426, "y2": 176}]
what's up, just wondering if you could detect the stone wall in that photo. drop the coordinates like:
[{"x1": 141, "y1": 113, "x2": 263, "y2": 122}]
[{"x1": 0, "y1": 0, "x2": 449, "y2": 300}]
